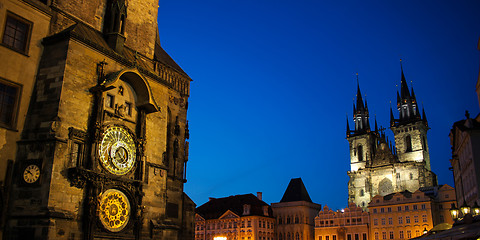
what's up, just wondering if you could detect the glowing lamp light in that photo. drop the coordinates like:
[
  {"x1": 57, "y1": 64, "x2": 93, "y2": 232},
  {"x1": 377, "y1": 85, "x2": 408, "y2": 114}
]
[
  {"x1": 472, "y1": 202, "x2": 480, "y2": 216},
  {"x1": 449, "y1": 203, "x2": 459, "y2": 221},
  {"x1": 214, "y1": 237, "x2": 227, "y2": 240},
  {"x1": 460, "y1": 201, "x2": 471, "y2": 216},
  {"x1": 423, "y1": 228, "x2": 428, "y2": 235}
]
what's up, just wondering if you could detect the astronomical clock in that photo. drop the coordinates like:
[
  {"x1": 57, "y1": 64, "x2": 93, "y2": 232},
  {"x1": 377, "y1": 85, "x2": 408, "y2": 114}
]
[{"x1": 3, "y1": 1, "x2": 195, "y2": 239}]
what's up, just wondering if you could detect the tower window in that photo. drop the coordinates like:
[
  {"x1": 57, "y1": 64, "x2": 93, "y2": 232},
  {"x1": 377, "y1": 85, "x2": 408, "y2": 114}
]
[
  {"x1": 405, "y1": 135, "x2": 412, "y2": 152},
  {"x1": 360, "y1": 189, "x2": 364, "y2": 197},
  {"x1": 357, "y1": 145, "x2": 363, "y2": 161},
  {"x1": 0, "y1": 79, "x2": 21, "y2": 128}
]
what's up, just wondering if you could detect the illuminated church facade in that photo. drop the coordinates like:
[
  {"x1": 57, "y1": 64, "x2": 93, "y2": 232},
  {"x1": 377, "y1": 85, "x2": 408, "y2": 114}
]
[{"x1": 346, "y1": 68, "x2": 437, "y2": 209}]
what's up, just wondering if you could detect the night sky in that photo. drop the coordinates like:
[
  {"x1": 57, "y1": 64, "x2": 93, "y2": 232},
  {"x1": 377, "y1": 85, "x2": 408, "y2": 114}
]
[{"x1": 157, "y1": 1, "x2": 480, "y2": 210}]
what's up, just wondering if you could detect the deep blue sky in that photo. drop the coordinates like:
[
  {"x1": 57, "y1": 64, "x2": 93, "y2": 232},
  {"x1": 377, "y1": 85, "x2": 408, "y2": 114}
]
[{"x1": 157, "y1": 1, "x2": 480, "y2": 210}]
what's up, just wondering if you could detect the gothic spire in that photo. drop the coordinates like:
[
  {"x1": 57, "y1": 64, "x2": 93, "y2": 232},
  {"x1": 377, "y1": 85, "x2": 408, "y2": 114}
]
[
  {"x1": 390, "y1": 106, "x2": 395, "y2": 127},
  {"x1": 422, "y1": 106, "x2": 428, "y2": 127},
  {"x1": 351, "y1": 74, "x2": 371, "y2": 134},
  {"x1": 346, "y1": 115, "x2": 351, "y2": 137},
  {"x1": 396, "y1": 60, "x2": 421, "y2": 124}
]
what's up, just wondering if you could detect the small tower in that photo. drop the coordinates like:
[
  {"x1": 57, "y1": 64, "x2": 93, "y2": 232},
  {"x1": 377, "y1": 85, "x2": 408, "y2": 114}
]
[
  {"x1": 347, "y1": 78, "x2": 377, "y2": 172},
  {"x1": 390, "y1": 63, "x2": 431, "y2": 170}
]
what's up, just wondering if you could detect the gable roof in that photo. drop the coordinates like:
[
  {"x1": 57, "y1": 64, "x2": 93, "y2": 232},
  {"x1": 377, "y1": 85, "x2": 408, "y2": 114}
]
[
  {"x1": 196, "y1": 194, "x2": 272, "y2": 220},
  {"x1": 280, "y1": 178, "x2": 313, "y2": 203}
]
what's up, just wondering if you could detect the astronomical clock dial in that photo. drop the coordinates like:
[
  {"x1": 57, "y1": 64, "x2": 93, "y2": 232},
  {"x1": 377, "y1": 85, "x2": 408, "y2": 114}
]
[
  {"x1": 98, "y1": 189, "x2": 130, "y2": 232},
  {"x1": 23, "y1": 164, "x2": 40, "y2": 183},
  {"x1": 99, "y1": 126, "x2": 136, "y2": 175}
]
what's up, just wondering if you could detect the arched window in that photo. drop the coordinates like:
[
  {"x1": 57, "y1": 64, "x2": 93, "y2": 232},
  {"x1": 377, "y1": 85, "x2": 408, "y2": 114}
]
[
  {"x1": 287, "y1": 233, "x2": 291, "y2": 240},
  {"x1": 360, "y1": 189, "x2": 364, "y2": 197},
  {"x1": 357, "y1": 145, "x2": 363, "y2": 161},
  {"x1": 279, "y1": 234, "x2": 283, "y2": 240},
  {"x1": 295, "y1": 216, "x2": 299, "y2": 224},
  {"x1": 287, "y1": 216, "x2": 291, "y2": 224},
  {"x1": 405, "y1": 135, "x2": 412, "y2": 152},
  {"x1": 278, "y1": 217, "x2": 283, "y2": 225},
  {"x1": 295, "y1": 233, "x2": 300, "y2": 240}
]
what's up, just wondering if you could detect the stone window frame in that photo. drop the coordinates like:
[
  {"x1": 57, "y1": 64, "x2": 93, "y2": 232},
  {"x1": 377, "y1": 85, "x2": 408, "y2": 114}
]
[
  {"x1": 0, "y1": 77, "x2": 22, "y2": 130},
  {"x1": 1, "y1": 11, "x2": 33, "y2": 55}
]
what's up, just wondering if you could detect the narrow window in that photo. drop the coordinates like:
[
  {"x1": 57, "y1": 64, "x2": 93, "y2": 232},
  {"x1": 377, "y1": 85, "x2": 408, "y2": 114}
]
[
  {"x1": 0, "y1": 80, "x2": 20, "y2": 128},
  {"x1": 357, "y1": 145, "x2": 363, "y2": 161},
  {"x1": 405, "y1": 135, "x2": 412, "y2": 152},
  {"x1": 106, "y1": 94, "x2": 114, "y2": 108}
]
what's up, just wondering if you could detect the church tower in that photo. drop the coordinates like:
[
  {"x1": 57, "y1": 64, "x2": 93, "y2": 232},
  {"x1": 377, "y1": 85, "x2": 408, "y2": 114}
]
[
  {"x1": 347, "y1": 64, "x2": 437, "y2": 210},
  {"x1": 347, "y1": 81, "x2": 377, "y2": 172},
  {"x1": 390, "y1": 66, "x2": 431, "y2": 170}
]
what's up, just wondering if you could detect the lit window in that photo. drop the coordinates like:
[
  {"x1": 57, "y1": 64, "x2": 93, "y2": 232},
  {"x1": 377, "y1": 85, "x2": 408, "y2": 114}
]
[
  {"x1": 374, "y1": 233, "x2": 378, "y2": 240},
  {"x1": 399, "y1": 231, "x2": 404, "y2": 239},
  {"x1": 2, "y1": 12, "x2": 32, "y2": 54},
  {"x1": 389, "y1": 232, "x2": 393, "y2": 239},
  {"x1": 0, "y1": 80, "x2": 20, "y2": 128},
  {"x1": 388, "y1": 218, "x2": 392, "y2": 225},
  {"x1": 405, "y1": 216, "x2": 410, "y2": 224},
  {"x1": 398, "y1": 217, "x2": 403, "y2": 224},
  {"x1": 422, "y1": 215, "x2": 427, "y2": 222}
]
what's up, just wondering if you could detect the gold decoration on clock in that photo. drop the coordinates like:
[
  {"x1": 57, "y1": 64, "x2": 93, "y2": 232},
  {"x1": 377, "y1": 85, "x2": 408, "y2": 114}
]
[
  {"x1": 23, "y1": 164, "x2": 40, "y2": 183},
  {"x1": 99, "y1": 126, "x2": 136, "y2": 175},
  {"x1": 98, "y1": 189, "x2": 130, "y2": 232}
]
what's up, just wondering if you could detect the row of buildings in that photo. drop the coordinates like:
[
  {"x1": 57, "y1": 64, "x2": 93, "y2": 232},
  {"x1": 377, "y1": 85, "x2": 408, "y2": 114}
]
[{"x1": 194, "y1": 65, "x2": 467, "y2": 240}]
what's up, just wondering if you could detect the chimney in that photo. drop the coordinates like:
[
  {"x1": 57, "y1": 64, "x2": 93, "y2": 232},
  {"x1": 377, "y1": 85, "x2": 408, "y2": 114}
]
[{"x1": 257, "y1": 192, "x2": 262, "y2": 201}]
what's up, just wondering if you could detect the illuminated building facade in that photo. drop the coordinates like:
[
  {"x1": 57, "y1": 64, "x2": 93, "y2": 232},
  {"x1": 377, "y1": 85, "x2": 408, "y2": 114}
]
[
  {"x1": 368, "y1": 185, "x2": 455, "y2": 240},
  {"x1": 347, "y1": 67, "x2": 437, "y2": 209},
  {"x1": 0, "y1": 0, "x2": 195, "y2": 239},
  {"x1": 272, "y1": 178, "x2": 322, "y2": 240},
  {"x1": 449, "y1": 36, "x2": 480, "y2": 211},
  {"x1": 195, "y1": 193, "x2": 275, "y2": 240},
  {"x1": 314, "y1": 203, "x2": 369, "y2": 240}
]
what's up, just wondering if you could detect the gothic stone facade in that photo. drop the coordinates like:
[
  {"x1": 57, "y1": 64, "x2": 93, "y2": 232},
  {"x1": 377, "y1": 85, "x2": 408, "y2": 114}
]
[
  {"x1": 346, "y1": 69, "x2": 437, "y2": 209},
  {"x1": 1, "y1": 0, "x2": 194, "y2": 239}
]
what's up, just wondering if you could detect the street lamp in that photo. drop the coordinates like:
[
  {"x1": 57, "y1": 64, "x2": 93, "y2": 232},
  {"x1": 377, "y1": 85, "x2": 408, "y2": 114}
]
[
  {"x1": 460, "y1": 201, "x2": 471, "y2": 216},
  {"x1": 422, "y1": 228, "x2": 428, "y2": 235},
  {"x1": 472, "y1": 202, "x2": 480, "y2": 216},
  {"x1": 449, "y1": 203, "x2": 459, "y2": 221}
]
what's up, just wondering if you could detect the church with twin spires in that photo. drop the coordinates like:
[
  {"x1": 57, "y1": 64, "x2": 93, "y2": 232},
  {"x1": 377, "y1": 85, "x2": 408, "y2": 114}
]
[{"x1": 346, "y1": 66, "x2": 438, "y2": 209}]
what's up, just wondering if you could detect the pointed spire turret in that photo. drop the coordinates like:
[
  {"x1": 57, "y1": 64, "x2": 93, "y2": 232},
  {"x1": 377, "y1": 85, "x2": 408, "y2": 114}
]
[
  {"x1": 422, "y1": 107, "x2": 428, "y2": 127},
  {"x1": 396, "y1": 60, "x2": 421, "y2": 124},
  {"x1": 375, "y1": 116, "x2": 378, "y2": 133},
  {"x1": 390, "y1": 106, "x2": 395, "y2": 127},
  {"x1": 351, "y1": 74, "x2": 371, "y2": 134},
  {"x1": 346, "y1": 115, "x2": 351, "y2": 137}
]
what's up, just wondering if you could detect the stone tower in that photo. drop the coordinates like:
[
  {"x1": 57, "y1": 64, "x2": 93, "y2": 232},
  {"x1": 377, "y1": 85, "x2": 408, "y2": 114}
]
[
  {"x1": 347, "y1": 66, "x2": 437, "y2": 210},
  {"x1": 2, "y1": 0, "x2": 195, "y2": 239}
]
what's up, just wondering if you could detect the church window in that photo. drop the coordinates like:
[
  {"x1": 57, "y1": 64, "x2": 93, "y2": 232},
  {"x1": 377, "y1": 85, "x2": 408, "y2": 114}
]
[
  {"x1": 360, "y1": 189, "x2": 364, "y2": 197},
  {"x1": 357, "y1": 145, "x2": 363, "y2": 161},
  {"x1": 0, "y1": 79, "x2": 21, "y2": 128},
  {"x1": 409, "y1": 173, "x2": 413, "y2": 180},
  {"x1": 405, "y1": 135, "x2": 412, "y2": 152},
  {"x1": 2, "y1": 12, "x2": 32, "y2": 54}
]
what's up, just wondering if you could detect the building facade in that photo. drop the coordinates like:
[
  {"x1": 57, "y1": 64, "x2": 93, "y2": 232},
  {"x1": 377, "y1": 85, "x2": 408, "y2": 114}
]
[
  {"x1": 1, "y1": 0, "x2": 194, "y2": 239},
  {"x1": 314, "y1": 203, "x2": 369, "y2": 240},
  {"x1": 195, "y1": 193, "x2": 275, "y2": 240},
  {"x1": 347, "y1": 68, "x2": 437, "y2": 209},
  {"x1": 368, "y1": 185, "x2": 455, "y2": 240},
  {"x1": 272, "y1": 178, "x2": 322, "y2": 240}
]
